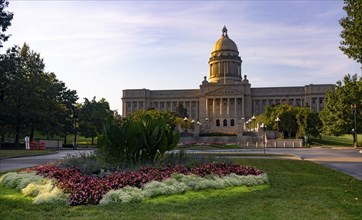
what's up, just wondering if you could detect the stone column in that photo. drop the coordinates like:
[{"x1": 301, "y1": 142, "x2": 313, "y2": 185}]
[
  {"x1": 206, "y1": 98, "x2": 209, "y2": 117},
  {"x1": 317, "y1": 97, "x2": 320, "y2": 111},
  {"x1": 212, "y1": 98, "x2": 215, "y2": 116},
  {"x1": 242, "y1": 96, "x2": 245, "y2": 116},
  {"x1": 227, "y1": 98, "x2": 230, "y2": 115},
  {"x1": 220, "y1": 98, "x2": 222, "y2": 115},
  {"x1": 234, "y1": 98, "x2": 237, "y2": 116}
]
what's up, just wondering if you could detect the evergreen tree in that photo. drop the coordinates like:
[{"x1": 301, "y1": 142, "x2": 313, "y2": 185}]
[{"x1": 320, "y1": 74, "x2": 362, "y2": 136}]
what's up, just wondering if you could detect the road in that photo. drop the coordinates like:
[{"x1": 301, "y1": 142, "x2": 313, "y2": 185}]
[
  {"x1": 0, "y1": 149, "x2": 94, "y2": 172},
  {"x1": 0, "y1": 148, "x2": 361, "y2": 180}
]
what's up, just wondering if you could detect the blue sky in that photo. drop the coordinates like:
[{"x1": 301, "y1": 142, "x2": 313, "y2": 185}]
[{"x1": 2, "y1": 1, "x2": 361, "y2": 113}]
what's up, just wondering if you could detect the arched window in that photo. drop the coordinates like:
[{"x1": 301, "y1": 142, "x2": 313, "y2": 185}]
[
  {"x1": 223, "y1": 119, "x2": 227, "y2": 126},
  {"x1": 230, "y1": 119, "x2": 235, "y2": 126},
  {"x1": 216, "y1": 119, "x2": 220, "y2": 127}
]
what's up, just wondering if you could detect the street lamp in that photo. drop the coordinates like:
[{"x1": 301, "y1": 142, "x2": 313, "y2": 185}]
[
  {"x1": 73, "y1": 109, "x2": 79, "y2": 149},
  {"x1": 251, "y1": 115, "x2": 256, "y2": 131},
  {"x1": 351, "y1": 104, "x2": 358, "y2": 148},
  {"x1": 183, "y1": 117, "x2": 188, "y2": 132},
  {"x1": 260, "y1": 123, "x2": 266, "y2": 154},
  {"x1": 275, "y1": 117, "x2": 280, "y2": 136}
]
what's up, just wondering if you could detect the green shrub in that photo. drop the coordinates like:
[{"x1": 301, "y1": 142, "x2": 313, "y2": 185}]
[
  {"x1": 21, "y1": 178, "x2": 55, "y2": 197},
  {"x1": 99, "y1": 173, "x2": 269, "y2": 205},
  {"x1": 161, "y1": 150, "x2": 232, "y2": 167},
  {"x1": 0, "y1": 171, "x2": 69, "y2": 205},
  {"x1": 32, "y1": 186, "x2": 69, "y2": 205},
  {"x1": 0, "y1": 172, "x2": 44, "y2": 189},
  {"x1": 56, "y1": 152, "x2": 110, "y2": 176},
  {"x1": 98, "y1": 113, "x2": 180, "y2": 166},
  {"x1": 99, "y1": 186, "x2": 144, "y2": 205},
  {"x1": 142, "y1": 179, "x2": 189, "y2": 198}
]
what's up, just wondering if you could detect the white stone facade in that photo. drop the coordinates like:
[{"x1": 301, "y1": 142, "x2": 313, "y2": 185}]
[{"x1": 122, "y1": 26, "x2": 334, "y2": 134}]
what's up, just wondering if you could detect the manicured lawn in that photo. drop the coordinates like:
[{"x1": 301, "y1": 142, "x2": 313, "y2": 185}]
[
  {"x1": 312, "y1": 134, "x2": 362, "y2": 147},
  {"x1": 0, "y1": 149, "x2": 56, "y2": 159},
  {"x1": 1, "y1": 159, "x2": 361, "y2": 220}
]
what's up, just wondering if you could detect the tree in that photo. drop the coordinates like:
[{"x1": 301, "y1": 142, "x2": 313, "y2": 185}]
[
  {"x1": 131, "y1": 109, "x2": 177, "y2": 129},
  {"x1": 296, "y1": 107, "x2": 321, "y2": 139},
  {"x1": 78, "y1": 97, "x2": 113, "y2": 145},
  {"x1": 174, "y1": 104, "x2": 188, "y2": 118},
  {"x1": 320, "y1": 74, "x2": 362, "y2": 136},
  {"x1": 0, "y1": 0, "x2": 13, "y2": 47},
  {"x1": 339, "y1": 0, "x2": 362, "y2": 64},
  {"x1": 263, "y1": 104, "x2": 301, "y2": 138},
  {"x1": 0, "y1": 43, "x2": 78, "y2": 145},
  {"x1": 57, "y1": 87, "x2": 78, "y2": 144}
]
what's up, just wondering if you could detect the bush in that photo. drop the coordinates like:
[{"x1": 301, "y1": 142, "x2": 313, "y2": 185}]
[
  {"x1": 100, "y1": 173, "x2": 269, "y2": 205},
  {"x1": 0, "y1": 172, "x2": 44, "y2": 189},
  {"x1": 56, "y1": 152, "x2": 110, "y2": 176},
  {"x1": 98, "y1": 114, "x2": 180, "y2": 166},
  {"x1": 0, "y1": 171, "x2": 69, "y2": 205},
  {"x1": 99, "y1": 186, "x2": 143, "y2": 204},
  {"x1": 161, "y1": 150, "x2": 232, "y2": 168}
]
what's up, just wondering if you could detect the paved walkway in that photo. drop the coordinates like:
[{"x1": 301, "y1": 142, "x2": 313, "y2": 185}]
[{"x1": 0, "y1": 149, "x2": 94, "y2": 172}]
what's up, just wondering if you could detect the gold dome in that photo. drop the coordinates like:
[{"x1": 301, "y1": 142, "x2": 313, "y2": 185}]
[{"x1": 211, "y1": 26, "x2": 238, "y2": 53}]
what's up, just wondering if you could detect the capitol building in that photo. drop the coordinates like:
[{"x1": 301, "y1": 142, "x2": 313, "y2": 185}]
[{"x1": 122, "y1": 26, "x2": 334, "y2": 134}]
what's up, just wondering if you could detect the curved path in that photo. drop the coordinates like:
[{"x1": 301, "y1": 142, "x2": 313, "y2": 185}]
[{"x1": 0, "y1": 149, "x2": 94, "y2": 172}]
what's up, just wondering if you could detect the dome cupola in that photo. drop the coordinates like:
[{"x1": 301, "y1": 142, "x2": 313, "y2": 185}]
[
  {"x1": 211, "y1": 26, "x2": 239, "y2": 54},
  {"x1": 208, "y1": 26, "x2": 242, "y2": 83}
]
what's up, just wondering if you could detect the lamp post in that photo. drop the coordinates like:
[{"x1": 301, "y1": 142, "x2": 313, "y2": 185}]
[
  {"x1": 260, "y1": 123, "x2": 266, "y2": 155},
  {"x1": 251, "y1": 115, "x2": 256, "y2": 131},
  {"x1": 183, "y1": 117, "x2": 188, "y2": 132},
  {"x1": 73, "y1": 109, "x2": 79, "y2": 149},
  {"x1": 351, "y1": 104, "x2": 358, "y2": 148},
  {"x1": 275, "y1": 117, "x2": 280, "y2": 137}
]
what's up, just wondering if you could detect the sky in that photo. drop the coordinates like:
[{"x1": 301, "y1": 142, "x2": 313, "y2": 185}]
[{"x1": 2, "y1": 0, "x2": 361, "y2": 114}]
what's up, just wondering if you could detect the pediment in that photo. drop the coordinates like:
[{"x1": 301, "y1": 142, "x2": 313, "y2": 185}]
[{"x1": 205, "y1": 87, "x2": 242, "y2": 96}]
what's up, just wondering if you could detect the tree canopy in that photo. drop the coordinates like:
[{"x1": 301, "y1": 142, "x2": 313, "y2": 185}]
[
  {"x1": 78, "y1": 97, "x2": 114, "y2": 145},
  {"x1": 339, "y1": 0, "x2": 362, "y2": 64},
  {"x1": 0, "y1": 43, "x2": 78, "y2": 145},
  {"x1": 263, "y1": 104, "x2": 321, "y2": 139},
  {"x1": 0, "y1": 0, "x2": 13, "y2": 47},
  {"x1": 320, "y1": 74, "x2": 362, "y2": 136}
]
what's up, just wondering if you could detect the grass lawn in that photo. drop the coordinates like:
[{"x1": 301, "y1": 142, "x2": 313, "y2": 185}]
[
  {"x1": 1, "y1": 159, "x2": 361, "y2": 220},
  {"x1": 312, "y1": 134, "x2": 362, "y2": 147},
  {"x1": 0, "y1": 149, "x2": 56, "y2": 159}
]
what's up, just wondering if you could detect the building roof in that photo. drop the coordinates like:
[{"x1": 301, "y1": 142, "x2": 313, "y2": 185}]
[{"x1": 211, "y1": 26, "x2": 238, "y2": 53}]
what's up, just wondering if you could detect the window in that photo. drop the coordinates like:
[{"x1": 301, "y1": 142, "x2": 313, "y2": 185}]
[
  {"x1": 216, "y1": 119, "x2": 220, "y2": 127},
  {"x1": 230, "y1": 119, "x2": 235, "y2": 126},
  {"x1": 223, "y1": 119, "x2": 227, "y2": 126}
]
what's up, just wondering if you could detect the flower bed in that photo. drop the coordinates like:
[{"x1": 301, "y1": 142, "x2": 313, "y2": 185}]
[{"x1": 1, "y1": 163, "x2": 268, "y2": 206}]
